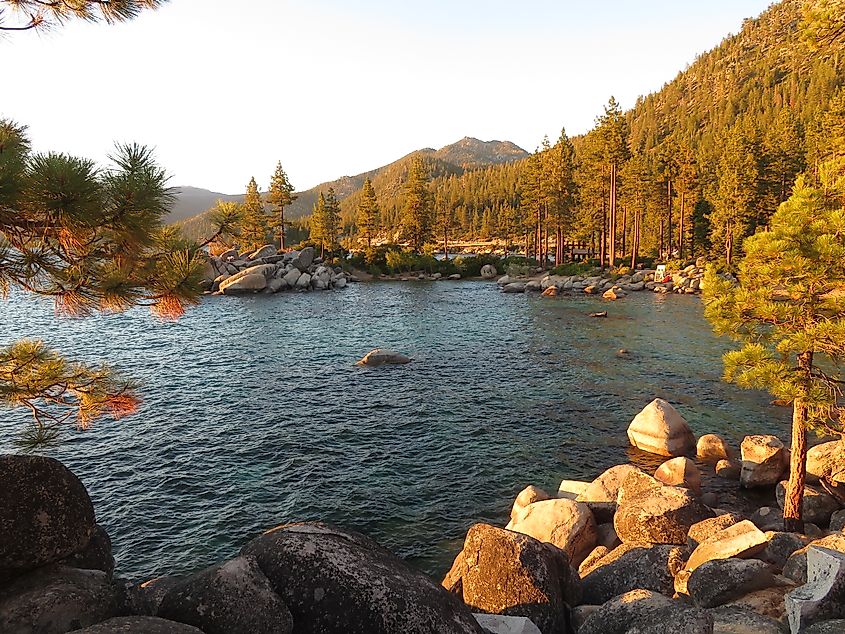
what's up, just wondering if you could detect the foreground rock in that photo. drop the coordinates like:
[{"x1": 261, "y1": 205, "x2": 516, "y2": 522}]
[
  {"x1": 697, "y1": 434, "x2": 734, "y2": 461},
  {"x1": 58, "y1": 524, "x2": 114, "y2": 577},
  {"x1": 578, "y1": 589, "x2": 714, "y2": 634},
  {"x1": 740, "y1": 435, "x2": 787, "y2": 488},
  {"x1": 577, "y1": 464, "x2": 641, "y2": 523},
  {"x1": 627, "y1": 398, "x2": 696, "y2": 457},
  {"x1": 806, "y1": 441, "x2": 844, "y2": 484},
  {"x1": 74, "y1": 616, "x2": 205, "y2": 633},
  {"x1": 158, "y1": 556, "x2": 293, "y2": 634},
  {"x1": 506, "y1": 499, "x2": 597, "y2": 565},
  {"x1": 473, "y1": 614, "x2": 542, "y2": 634},
  {"x1": 687, "y1": 514, "x2": 743, "y2": 550},
  {"x1": 685, "y1": 520, "x2": 769, "y2": 572},
  {"x1": 614, "y1": 472, "x2": 714, "y2": 545},
  {"x1": 580, "y1": 543, "x2": 686, "y2": 604},
  {"x1": 785, "y1": 546, "x2": 845, "y2": 632},
  {"x1": 707, "y1": 606, "x2": 787, "y2": 634},
  {"x1": 241, "y1": 522, "x2": 484, "y2": 634},
  {"x1": 654, "y1": 457, "x2": 702, "y2": 494},
  {"x1": 782, "y1": 533, "x2": 845, "y2": 584},
  {"x1": 775, "y1": 480, "x2": 841, "y2": 526},
  {"x1": 0, "y1": 565, "x2": 121, "y2": 633},
  {"x1": 458, "y1": 524, "x2": 579, "y2": 634},
  {"x1": 0, "y1": 455, "x2": 96, "y2": 580},
  {"x1": 687, "y1": 558, "x2": 779, "y2": 608},
  {"x1": 356, "y1": 348, "x2": 411, "y2": 367},
  {"x1": 511, "y1": 486, "x2": 552, "y2": 522}
]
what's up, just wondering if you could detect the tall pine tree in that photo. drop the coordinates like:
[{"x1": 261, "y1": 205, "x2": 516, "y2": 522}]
[
  {"x1": 401, "y1": 157, "x2": 433, "y2": 252},
  {"x1": 267, "y1": 162, "x2": 297, "y2": 250},
  {"x1": 239, "y1": 177, "x2": 268, "y2": 252},
  {"x1": 356, "y1": 178, "x2": 380, "y2": 249}
]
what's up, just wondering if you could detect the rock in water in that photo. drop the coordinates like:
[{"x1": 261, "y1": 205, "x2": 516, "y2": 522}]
[
  {"x1": 158, "y1": 556, "x2": 292, "y2": 634},
  {"x1": 0, "y1": 565, "x2": 122, "y2": 633},
  {"x1": 654, "y1": 457, "x2": 702, "y2": 494},
  {"x1": 459, "y1": 523, "x2": 580, "y2": 634},
  {"x1": 785, "y1": 546, "x2": 845, "y2": 632},
  {"x1": 240, "y1": 522, "x2": 484, "y2": 634},
  {"x1": 740, "y1": 435, "x2": 787, "y2": 488},
  {"x1": 0, "y1": 455, "x2": 96, "y2": 579},
  {"x1": 356, "y1": 348, "x2": 411, "y2": 367},
  {"x1": 505, "y1": 498, "x2": 597, "y2": 566},
  {"x1": 697, "y1": 434, "x2": 734, "y2": 461},
  {"x1": 627, "y1": 398, "x2": 696, "y2": 457}
]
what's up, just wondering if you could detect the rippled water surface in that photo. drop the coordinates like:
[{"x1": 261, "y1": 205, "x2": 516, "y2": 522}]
[{"x1": 0, "y1": 282, "x2": 790, "y2": 580}]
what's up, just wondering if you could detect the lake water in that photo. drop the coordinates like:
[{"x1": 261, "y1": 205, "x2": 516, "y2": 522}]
[{"x1": 0, "y1": 281, "x2": 791, "y2": 581}]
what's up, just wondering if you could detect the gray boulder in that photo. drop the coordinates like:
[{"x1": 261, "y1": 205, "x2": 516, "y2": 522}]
[
  {"x1": 240, "y1": 522, "x2": 484, "y2": 634},
  {"x1": 0, "y1": 565, "x2": 121, "y2": 633},
  {"x1": 688, "y1": 514, "x2": 744, "y2": 550},
  {"x1": 578, "y1": 589, "x2": 714, "y2": 634},
  {"x1": 580, "y1": 542, "x2": 687, "y2": 604},
  {"x1": 783, "y1": 533, "x2": 845, "y2": 584},
  {"x1": 801, "y1": 620, "x2": 845, "y2": 633},
  {"x1": 0, "y1": 455, "x2": 95, "y2": 580},
  {"x1": 831, "y1": 510, "x2": 845, "y2": 533},
  {"x1": 480, "y1": 264, "x2": 498, "y2": 279},
  {"x1": 220, "y1": 272, "x2": 266, "y2": 294},
  {"x1": 775, "y1": 481, "x2": 841, "y2": 526},
  {"x1": 785, "y1": 546, "x2": 845, "y2": 633},
  {"x1": 58, "y1": 524, "x2": 114, "y2": 577},
  {"x1": 707, "y1": 606, "x2": 786, "y2": 633},
  {"x1": 295, "y1": 272, "x2": 312, "y2": 289},
  {"x1": 282, "y1": 268, "x2": 301, "y2": 287},
  {"x1": 503, "y1": 282, "x2": 527, "y2": 293},
  {"x1": 158, "y1": 556, "x2": 292, "y2": 634},
  {"x1": 124, "y1": 576, "x2": 185, "y2": 617},
  {"x1": 248, "y1": 244, "x2": 278, "y2": 260},
  {"x1": 73, "y1": 616, "x2": 205, "y2": 633},
  {"x1": 687, "y1": 558, "x2": 779, "y2": 608},
  {"x1": 459, "y1": 523, "x2": 580, "y2": 634},
  {"x1": 267, "y1": 277, "x2": 287, "y2": 293},
  {"x1": 758, "y1": 531, "x2": 809, "y2": 570},
  {"x1": 356, "y1": 349, "x2": 411, "y2": 367},
  {"x1": 291, "y1": 246, "x2": 315, "y2": 271}
]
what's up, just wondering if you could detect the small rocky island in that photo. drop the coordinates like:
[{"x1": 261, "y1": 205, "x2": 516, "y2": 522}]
[
  {"x1": 200, "y1": 245, "x2": 353, "y2": 295},
  {"x1": 1, "y1": 399, "x2": 843, "y2": 633}
]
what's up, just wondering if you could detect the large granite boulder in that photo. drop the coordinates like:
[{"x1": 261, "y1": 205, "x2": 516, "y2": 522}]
[
  {"x1": 685, "y1": 520, "x2": 769, "y2": 572},
  {"x1": 783, "y1": 533, "x2": 845, "y2": 584},
  {"x1": 74, "y1": 616, "x2": 205, "y2": 633},
  {"x1": 0, "y1": 455, "x2": 95, "y2": 579},
  {"x1": 614, "y1": 473, "x2": 714, "y2": 545},
  {"x1": 578, "y1": 589, "x2": 714, "y2": 634},
  {"x1": 626, "y1": 398, "x2": 696, "y2": 457},
  {"x1": 506, "y1": 498, "x2": 597, "y2": 566},
  {"x1": 473, "y1": 614, "x2": 542, "y2": 634},
  {"x1": 577, "y1": 464, "x2": 641, "y2": 523},
  {"x1": 697, "y1": 434, "x2": 734, "y2": 462},
  {"x1": 740, "y1": 436, "x2": 787, "y2": 488},
  {"x1": 831, "y1": 510, "x2": 845, "y2": 533},
  {"x1": 480, "y1": 264, "x2": 498, "y2": 279},
  {"x1": 240, "y1": 522, "x2": 484, "y2": 634},
  {"x1": 580, "y1": 542, "x2": 687, "y2": 604},
  {"x1": 687, "y1": 514, "x2": 744, "y2": 550},
  {"x1": 758, "y1": 531, "x2": 809, "y2": 570},
  {"x1": 654, "y1": 457, "x2": 702, "y2": 494},
  {"x1": 219, "y1": 264, "x2": 275, "y2": 294},
  {"x1": 58, "y1": 524, "x2": 114, "y2": 577},
  {"x1": 511, "y1": 486, "x2": 551, "y2": 522},
  {"x1": 356, "y1": 349, "x2": 412, "y2": 367},
  {"x1": 290, "y1": 246, "x2": 315, "y2": 271},
  {"x1": 800, "y1": 620, "x2": 845, "y2": 633},
  {"x1": 775, "y1": 480, "x2": 841, "y2": 526},
  {"x1": 459, "y1": 524, "x2": 580, "y2": 634},
  {"x1": 158, "y1": 556, "x2": 293, "y2": 634},
  {"x1": 687, "y1": 558, "x2": 779, "y2": 608},
  {"x1": 125, "y1": 576, "x2": 185, "y2": 617},
  {"x1": 806, "y1": 441, "x2": 844, "y2": 484},
  {"x1": 0, "y1": 565, "x2": 122, "y2": 633},
  {"x1": 248, "y1": 244, "x2": 278, "y2": 261},
  {"x1": 785, "y1": 546, "x2": 845, "y2": 633},
  {"x1": 706, "y1": 606, "x2": 787, "y2": 634}
]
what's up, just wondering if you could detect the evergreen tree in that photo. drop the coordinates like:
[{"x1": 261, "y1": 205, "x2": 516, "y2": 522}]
[
  {"x1": 0, "y1": 0, "x2": 164, "y2": 31},
  {"x1": 356, "y1": 177, "x2": 380, "y2": 249},
  {"x1": 596, "y1": 97, "x2": 631, "y2": 266},
  {"x1": 711, "y1": 119, "x2": 761, "y2": 270},
  {"x1": 703, "y1": 159, "x2": 845, "y2": 530},
  {"x1": 311, "y1": 188, "x2": 340, "y2": 258},
  {"x1": 401, "y1": 157, "x2": 433, "y2": 252},
  {"x1": 434, "y1": 190, "x2": 456, "y2": 259},
  {"x1": 239, "y1": 177, "x2": 268, "y2": 252},
  {"x1": 0, "y1": 119, "x2": 213, "y2": 446},
  {"x1": 545, "y1": 129, "x2": 578, "y2": 265},
  {"x1": 267, "y1": 162, "x2": 296, "y2": 250}
]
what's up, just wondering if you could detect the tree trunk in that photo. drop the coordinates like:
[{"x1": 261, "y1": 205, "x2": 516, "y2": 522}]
[
  {"x1": 679, "y1": 191, "x2": 685, "y2": 260},
  {"x1": 280, "y1": 209, "x2": 286, "y2": 251},
  {"x1": 600, "y1": 201, "x2": 607, "y2": 268},
  {"x1": 609, "y1": 163, "x2": 617, "y2": 268},
  {"x1": 556, "y1": 226, "x2": 563, "y2": 266},
  {"x1": 543, "y1": 227, "x2": 549, "y2": 270},
  {"x1": 783, "y1": 351, "x2": 813, "y2": 532},
  {"x1": 631, "y1": 209, "x2": 639, "y2": 270},
  {"x1": 443, "y1": 227, "x2": 449, "y2": 260},
  {"x1": 621, "y1": 204, "x2": 627, "y2": 258},
  {"x1": 667, "y1": 178, "x2": 673, "y2": 256}
]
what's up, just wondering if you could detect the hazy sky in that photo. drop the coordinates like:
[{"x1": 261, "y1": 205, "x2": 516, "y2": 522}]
[{"x1": 3, "y1": 0, "x2": 773, "y2": 194}]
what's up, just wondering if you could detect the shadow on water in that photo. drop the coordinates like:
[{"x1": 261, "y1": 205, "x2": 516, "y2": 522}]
[{"x1": 0, "y1": 283, "x2": 790, "y2": 580}]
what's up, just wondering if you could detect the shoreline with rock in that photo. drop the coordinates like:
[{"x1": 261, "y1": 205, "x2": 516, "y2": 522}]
[{"x1": 2, "y1": 397, "x2": 842, "y2": 633}]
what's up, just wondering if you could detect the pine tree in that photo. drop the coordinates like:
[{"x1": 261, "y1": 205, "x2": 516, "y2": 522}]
[
  {"x1": 703, "y1": 158, "x2": 845, "y2": 530},
  {"x1": 0, "y1": 0, "x2": 164, "y2": 31},
  {"x1": 0, "y1": 119, "x2": 214, "y2": 446},
  {"x1": 239, "y1": 177, "x2": 268, "y2": 252},
  {"x1": 267, "y1": 162, "x2": 296, "y2": 250},
  {"x1": 310, "y1": 188, "x2": 340, "y2": 258},
  {"x1": 545, "y1": 129, "x2": 578, "y2": 265},
  {"x1": 710, "y1": 119, "x2": 761, "y2": 270},
  {"x1": 356, "y1": 177, "x2": 380, "y2": 249},
  {"x1": 433, "y1": 190, "x2": 456, "y2": 259},
  {"x1": 401, "y1": 157, "x2": 433, "y2": 252},
  {"x1": 596, "y1": 97, "x2": 631, "y2": 266}
]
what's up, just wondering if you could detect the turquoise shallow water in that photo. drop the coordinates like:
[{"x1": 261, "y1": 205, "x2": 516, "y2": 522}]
[{"x1": 0, "y1": 281, "x2": 790, "y2": 580}]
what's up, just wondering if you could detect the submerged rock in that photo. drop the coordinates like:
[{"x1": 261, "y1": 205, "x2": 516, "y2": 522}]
[{"x1": 356, "y1": 348, "x2": 411, "y2": 367}]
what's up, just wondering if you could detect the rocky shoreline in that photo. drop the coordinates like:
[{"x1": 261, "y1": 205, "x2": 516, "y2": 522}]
[{"x1": 2, "y1": 399, "x2": 842, "y2": 633}]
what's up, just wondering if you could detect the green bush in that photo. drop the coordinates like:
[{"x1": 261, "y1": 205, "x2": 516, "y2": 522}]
[{"x1": 548, "y1": 261, "x2": 596, "y2": 276}]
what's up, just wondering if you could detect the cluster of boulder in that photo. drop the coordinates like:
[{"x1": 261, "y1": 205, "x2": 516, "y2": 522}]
[
  {"x1": 199, "y1": 245, "x2": 354, "y2": 295},
  {"x1": 439, "y1": 398, "x2": 845, "y2": 633},
  {"x1": 497, "y1": 264, "x2": 711, "y2": 299}
]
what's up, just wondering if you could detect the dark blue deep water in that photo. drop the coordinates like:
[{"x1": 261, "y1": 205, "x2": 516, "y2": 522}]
[{"x1": 0, "y1": 282, "x2": 790, "y2": 581}]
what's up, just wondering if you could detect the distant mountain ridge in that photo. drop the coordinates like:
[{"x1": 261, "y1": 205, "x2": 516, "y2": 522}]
[{"x1": 169, "y1": 137, "x2": 528, "y2": 236}]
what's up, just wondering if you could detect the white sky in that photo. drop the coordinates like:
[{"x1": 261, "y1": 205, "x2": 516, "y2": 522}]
[{"x1": 2, "y1": 0, "x2": 773, "y2": 194}]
